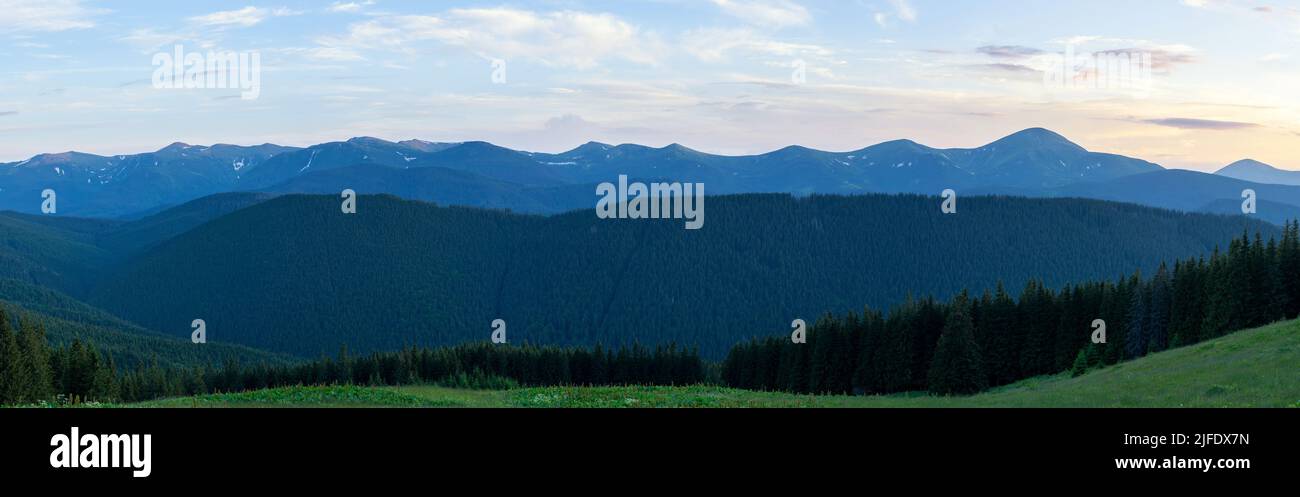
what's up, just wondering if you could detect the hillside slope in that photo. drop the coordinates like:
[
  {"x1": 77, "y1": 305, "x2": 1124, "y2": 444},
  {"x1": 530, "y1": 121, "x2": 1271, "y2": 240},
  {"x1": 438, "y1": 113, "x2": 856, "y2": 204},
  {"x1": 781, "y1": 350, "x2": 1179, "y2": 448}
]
[
  {"x1": 0, "y1": 278, "x2": 293, "y2": 369},
  {"x1": 89, "y1": 194, "x2": 1279, "y2": 358},
  {"x1": 131, "y1": 318, "x2": 1300, "y2": 408}
]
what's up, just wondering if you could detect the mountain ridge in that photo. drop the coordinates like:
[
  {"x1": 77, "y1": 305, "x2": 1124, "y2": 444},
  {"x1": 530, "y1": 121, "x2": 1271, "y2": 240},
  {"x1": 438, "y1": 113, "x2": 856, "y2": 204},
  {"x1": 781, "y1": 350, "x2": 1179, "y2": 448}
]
[{"x1": 3, "y1": 128, "x2": 1170, "y2": 218}]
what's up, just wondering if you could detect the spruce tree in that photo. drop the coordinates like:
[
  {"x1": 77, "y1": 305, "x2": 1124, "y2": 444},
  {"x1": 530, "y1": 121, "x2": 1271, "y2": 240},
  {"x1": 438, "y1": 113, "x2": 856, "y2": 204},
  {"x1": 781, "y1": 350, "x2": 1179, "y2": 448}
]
[
  {"x1": 926, "y1": 298, "x2": 988, "y2": 395},
  {"x1": 1200, "y1": 248, "x2": 1231, "y2": 339},
  {"x1": 1284, "y1": 221, "x2": 1300, "y2": 319},
  {"x1": 2, "y1": 318, "x2": 31, "y2": 404},
  {"x1": 984, "y1": 283, "x2": 1020, "y2": 383},
  {"x1": 0, "y1": 307, "x2": 14, "y2": 404},
  {"x1": 26, "y1": 321, "x2": 53, "y2": 401},
  {"x1": 1147, "y1": 264, "x2": 1172, "y2": 353},
  {"x1": 1070, "y1": 349, "x2": 1089, "y2": 377},
  {"x1": 1126, "y1": 279, "x2": 1150, "y2": 360}
]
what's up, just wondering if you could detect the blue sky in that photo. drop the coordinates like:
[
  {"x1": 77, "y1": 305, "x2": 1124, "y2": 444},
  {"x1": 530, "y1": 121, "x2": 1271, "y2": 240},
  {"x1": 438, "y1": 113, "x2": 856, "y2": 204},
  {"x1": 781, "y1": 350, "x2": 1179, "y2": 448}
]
[{"x1": 0, "y1": 0, "x2": 1297, "y2": 171}]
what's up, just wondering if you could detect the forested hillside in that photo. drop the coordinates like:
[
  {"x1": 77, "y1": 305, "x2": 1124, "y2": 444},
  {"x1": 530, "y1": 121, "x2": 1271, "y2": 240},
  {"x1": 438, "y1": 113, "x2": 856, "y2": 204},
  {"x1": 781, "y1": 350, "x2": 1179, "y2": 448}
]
[
  {"x1": 723, "y1": 223, "x2": 1300, "y2": 395},
  {"x1": 0, "y1": 279, "x2": 292, "y2": 370},
  {"x1": 89, "y1": 193, "x2": 1277, "y2": 358},
  {"x1": 0, "y1": 212, "x2": 117, "y2": 296}
]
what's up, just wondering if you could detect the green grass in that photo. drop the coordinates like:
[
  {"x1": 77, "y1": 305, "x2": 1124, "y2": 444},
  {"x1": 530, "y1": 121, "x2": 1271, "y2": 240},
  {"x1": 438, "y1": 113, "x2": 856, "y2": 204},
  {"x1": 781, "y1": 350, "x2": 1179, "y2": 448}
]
[
  {"x1": 121, "y1": 318, "x2": 1300, "y2": 408},
  {"x1": 125, "y1": 385, "x2": 465, "y2": 408}
]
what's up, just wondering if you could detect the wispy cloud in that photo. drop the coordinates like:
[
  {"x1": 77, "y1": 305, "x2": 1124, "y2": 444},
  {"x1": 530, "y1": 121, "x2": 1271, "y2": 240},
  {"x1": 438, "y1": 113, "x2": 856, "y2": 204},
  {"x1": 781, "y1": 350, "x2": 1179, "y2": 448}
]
[
  {"x1": 710, "y1": 0, "x2": 811, "y2": 28},
  {"x1": 681, "y1": 27, "x2": 830, "y2": 62},
  {"x1": 976, "y1": 45, "x2": 1044, "y2": 59},
  {"x1": 188, "y1": 6, "x2": 298, "y2": 28},
  {"x1": 314, "y1": 8, "x2": 664, "y2": 68},
  {"x1": 0, "y1": 0, "x2": 102, "y2": 32},
  {"x1": 1144, "y1": 118, "x2": 1259, "y2": 130},
  {"x1": 328, "y1": 1, "x2": 375, "y2": 14},
  {"x1": 874, "y1": 0, "x2": 917, "y2": 27}
]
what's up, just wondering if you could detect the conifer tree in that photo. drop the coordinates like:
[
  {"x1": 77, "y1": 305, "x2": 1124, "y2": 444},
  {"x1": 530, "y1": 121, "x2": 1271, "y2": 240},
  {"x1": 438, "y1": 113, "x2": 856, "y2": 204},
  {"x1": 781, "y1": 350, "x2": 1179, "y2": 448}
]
[
  {"x1": 927, "y1": 298, "x2": 987, "y2": 395},
  {"x1": 1070, "y1": 348, "x2": 1089, "y2": 377},
  {"x1": 0, "y1": 307, "x2": 15, "y2": 404},
  {"x1": 1147, "y1": 264, "x2": 1172, "y2": 353},
  {"x1": 8, "y1": 316, "x2": 43, "y2": 403},
  {"x1": 1283, "y1": 221, "x2": 1300, "y2": 319},
  {"x1": 1126, "y1": 279, "x2": 1150, "y2": 360},
  {"x1": 980, "y1": 283, "x2": 1019, "y2": 385},
  {"x1": 1018, "y1": 280, "x2": 1058, "y2": 377}
]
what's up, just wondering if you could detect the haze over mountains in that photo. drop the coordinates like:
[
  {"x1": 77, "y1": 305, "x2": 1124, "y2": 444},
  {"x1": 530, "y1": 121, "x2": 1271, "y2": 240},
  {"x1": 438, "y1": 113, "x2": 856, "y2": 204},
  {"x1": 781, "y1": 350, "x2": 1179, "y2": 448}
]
[{"x1": 4, "y1": 128, "x2": 1296, "y2": 222}]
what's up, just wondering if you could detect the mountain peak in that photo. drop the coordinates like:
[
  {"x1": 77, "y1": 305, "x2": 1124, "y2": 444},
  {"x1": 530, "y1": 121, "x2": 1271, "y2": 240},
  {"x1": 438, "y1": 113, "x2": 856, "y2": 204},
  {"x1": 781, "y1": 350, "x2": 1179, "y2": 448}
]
[
  {"x1": 158, "y1": 142, "x2": 197, "y2": 152},
  {"x1": 562, "y1": 141, "x2": 613, "y2": 155},
  {"x1": 398, "y1": 139, "x2": 459, "y2": 153},
  {"x1": 1213, "y1": 158, "x2": 1300, "y2": 185},
  {"x1": 980, "y1": 128, "x2": 1086, "y2": 156},
  {"x1": 996, "y1": 127, "x2": 1074, "y2": 144},
  {"x1": 346, "y1": 136, "x2": 397, "y2": 147},
  {"x1": 1218, "y1": 159, "x2": 1276, "y2": 173},
  {"x1": 661, "y1": 143, "x2": 698, "y2": 154}
]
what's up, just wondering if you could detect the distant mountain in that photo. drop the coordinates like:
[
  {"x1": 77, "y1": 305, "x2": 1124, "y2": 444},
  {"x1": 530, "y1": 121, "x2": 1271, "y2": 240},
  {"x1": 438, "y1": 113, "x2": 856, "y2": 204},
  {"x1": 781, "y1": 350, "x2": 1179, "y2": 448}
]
[
  {"x1": 237, "y1": 137, "x2": 441, "y2": 189},
  {"x1": 1039, "y1": 169, "x2": 1300, "y2": 225},
  {"x1": 1, "y1": 129, "x2": 1168, "y2": 218},
  {"x1": 262, "y1": 164, "x2": 593, "y2": 214},
  {"x1": 524, "y1": 128, "x2": 1161, "y2": 193},
  {"x1": 1197, "y1": 198, "x2": 1300, "y2": 226},
  {"x1": 1215, "y1": 159, "x2": 1300, "y2": 186},
  {"x1": 0, "y1": 143, "x2": 294, "y2": 217},
  {"x1": 89, "y1": 194, "x2": 1275, "y2": 358},
  {"x1": 947, "y1": 128, "x2": 1162, "y2": 188}
]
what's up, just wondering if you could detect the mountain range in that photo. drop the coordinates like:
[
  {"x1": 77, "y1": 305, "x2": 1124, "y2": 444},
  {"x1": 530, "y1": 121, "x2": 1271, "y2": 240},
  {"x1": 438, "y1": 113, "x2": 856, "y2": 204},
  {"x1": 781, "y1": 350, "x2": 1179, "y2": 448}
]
[
  {"x1": 5, "y1": 128, "x2": 1296, "y2": 222},
  {"x1": 1, "y1": 126, "x2": 1295, "y2": 361}
]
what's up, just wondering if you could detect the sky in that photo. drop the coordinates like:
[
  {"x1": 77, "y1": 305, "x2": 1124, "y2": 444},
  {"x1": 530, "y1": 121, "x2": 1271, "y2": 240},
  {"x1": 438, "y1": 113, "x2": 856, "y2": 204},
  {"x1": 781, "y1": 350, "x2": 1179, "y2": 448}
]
[{"x1": 0, "y1": 0, "x2": 1297, "y2": 172}]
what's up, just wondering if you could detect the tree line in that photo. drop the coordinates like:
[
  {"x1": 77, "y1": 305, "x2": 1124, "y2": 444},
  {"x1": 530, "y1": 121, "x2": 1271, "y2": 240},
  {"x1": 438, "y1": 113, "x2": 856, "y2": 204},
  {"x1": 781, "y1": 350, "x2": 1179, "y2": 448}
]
[
  {"x1": 0, "y1": 307, "x2": 706, "y2": 405},
  {"x1": 722, "y1": 222, "x2": 1300, "y2": 395},
  {"x1": 0, "y1": 307, "x2": 121, "y2": 405}
]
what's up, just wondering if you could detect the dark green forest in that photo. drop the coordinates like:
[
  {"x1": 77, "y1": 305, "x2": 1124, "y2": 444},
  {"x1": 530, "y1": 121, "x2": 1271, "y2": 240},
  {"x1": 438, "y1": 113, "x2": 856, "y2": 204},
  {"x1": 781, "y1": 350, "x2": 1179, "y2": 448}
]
[
  {"x1": 722, "y1": 222, "x2": 1300, "y2": 395},
  {"x1": 0, "y1": 280, "x2": 292, "y2": 370},
  {"x1": 0, "y1": 300, "x2": 704, "y2": 405},
  {"x1": 89, "y1": 193, "x2": 1277, "y2": 358}
]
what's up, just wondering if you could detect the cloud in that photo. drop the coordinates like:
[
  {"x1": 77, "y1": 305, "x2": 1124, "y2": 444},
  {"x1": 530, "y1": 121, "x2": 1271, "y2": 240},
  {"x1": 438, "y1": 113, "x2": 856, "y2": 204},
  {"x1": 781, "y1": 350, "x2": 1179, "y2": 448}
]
[
  {"x1": 970, "y1": 63, "x2": 1037, "y2": 74},
  {"x1": 682, "y1": 27, "x2": 830, "y2": 62},
  {"x1": 0, "y1": 0, "x2": 102, "y2": 32},
  {"x1": 976, "y1": 45, "x2": 1044, "y2": 59},
  {"x1": 1039, "y1": 39, "x2": 1198, "y2": 73},
  {"x1": 873, "y1": 0, "x2": 917, "y2": 27},
  {"x1": 889, "y1": 0, "x2": 917, "y2": 21},
  {"x1": 710, "y1": 0, "x2": 811, "y2": 28},
  {"x1": 329, "y1": 1, "x2": 374, "y2": 14},
  {"x1": 1144, "y1": 118, "x2": 1259, "y2": 130},
  {"x1": 315, "y1": 8, "x2": 663, "y2": 68},
  {"x1": 0, "y1": 110, "x2": 17, "y2": 117},
  {"x1": 188, "y1": 6, "x2": 298, "y2": 28},
  {"x1": 284, "y1": 46, "x2": 366, "y2": 62},
  {"x1": 1108, "y1": 47, "x2": 1197, "y2": 71}
]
